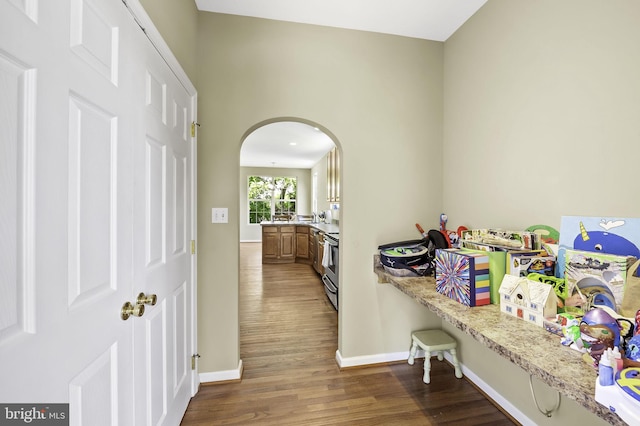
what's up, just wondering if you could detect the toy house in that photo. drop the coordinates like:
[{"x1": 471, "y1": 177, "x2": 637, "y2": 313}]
[{"x1": 499, "y1": 275, "x2": 558, "y2": 327}]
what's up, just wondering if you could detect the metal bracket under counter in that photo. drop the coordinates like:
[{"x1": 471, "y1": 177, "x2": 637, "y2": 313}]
[{"x1": 373, "y1": 255, "x2": 625, "y2": 426}]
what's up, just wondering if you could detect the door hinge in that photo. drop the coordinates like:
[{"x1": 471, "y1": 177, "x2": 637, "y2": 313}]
[
  {"x1": 191, "y1": 353, "x2": 201, "y2": 370},
  {"x1": 191, "y1": 240, "x2": 196, "y2": 254},
  {"x1": 191, "y1": 122, "x2": 200, "y2": 137}
]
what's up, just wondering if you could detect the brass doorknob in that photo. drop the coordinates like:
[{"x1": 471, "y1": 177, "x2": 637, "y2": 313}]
[
  {"x1": 137, "y1": 292, "x2": 157, "y2": 306},
  {"x1": 121, "y1": 301, "x2": 145, "y2": 320}
]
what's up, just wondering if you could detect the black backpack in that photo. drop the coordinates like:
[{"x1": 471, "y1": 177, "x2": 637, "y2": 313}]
[{"x1": 378, "y1": 230, "x2": 449, "y2": 277}]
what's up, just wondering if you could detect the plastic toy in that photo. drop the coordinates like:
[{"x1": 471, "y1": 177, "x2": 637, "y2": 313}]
[
  {"x1": 627, "y1": 335, "x2": 640, "y2": 362},
  {"x1": 440, "y1": 213, "x2": 447, "y2": 232},
  {"x1": 582, "y1": 308, "x2": 623, "y2": 348},
  {"x1": 436, "y1": 214, "x2": 467, "y2": 248},
  {"x1": 595, "y1": 367, "x2": 640, "y2": 425},
  {"x1": 560, "y1": 316, "x2": 583, "y2": 349},
  {"x1": 525, "y1": 224, "x2": 560, "y2": 244},
  {"x1": 580, "y1": 322, "x2": 616, "y2": 366}
]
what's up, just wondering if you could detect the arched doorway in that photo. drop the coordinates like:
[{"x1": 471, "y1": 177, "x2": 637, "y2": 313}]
[
  {"x1": 239, "y1": 118, "x2": 341, "y2": 241},
  {"x1": 238, "y1": 116, "x2": 342, "y2": 357}
]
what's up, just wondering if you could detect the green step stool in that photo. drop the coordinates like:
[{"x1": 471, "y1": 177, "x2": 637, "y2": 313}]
[{"x1": 408, "y1": 329, "x2": 463, "y2": 384}]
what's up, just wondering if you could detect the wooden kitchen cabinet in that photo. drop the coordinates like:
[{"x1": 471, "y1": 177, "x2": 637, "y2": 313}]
[
  {"x1": 280, "y1": 227, "x2": 295, "y2": 259},
  {"x1": 262, "y1": 225, "x2": 295, "y2": 263},
  {"x1": 262, "y1": 224, "x2": 334, "y2": 268},
  {"x1": 295, "y1": 226, "x2": 310, "y2": 262},
  {"x1": 315, "y1": 233, "x2": 325, "y2": 275},
  {"x1": 309, "y1": 232, "x2": 316, "y2": 266},
  {"x1": 262, "y1": 228, "x2": 279, "y2": 260}
]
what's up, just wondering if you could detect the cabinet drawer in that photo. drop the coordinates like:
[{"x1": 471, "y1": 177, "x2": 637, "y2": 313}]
[
  {"x1": 296, "y1": 226, "x2": 309, "y2": 234},
  {"x1": 280, "y1": 226, "x2": 294, "y2": 233},
  {"x1": 263, "y1": 226, "x2": 278, "y2": 233}
]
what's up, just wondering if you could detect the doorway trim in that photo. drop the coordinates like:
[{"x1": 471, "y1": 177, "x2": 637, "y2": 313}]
[{"x1": 238, "y1": 116, "x2": 343, "y2": 372}]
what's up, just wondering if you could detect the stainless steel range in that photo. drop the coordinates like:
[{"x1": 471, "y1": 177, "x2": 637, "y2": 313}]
[{"x1": 322, "y1": 232, "x2": 339, "y2": 310}]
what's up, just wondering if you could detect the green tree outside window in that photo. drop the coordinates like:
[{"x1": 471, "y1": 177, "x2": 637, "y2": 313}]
[{"x1": 248, "y1": 176, "x2": 297, "y2": 223}]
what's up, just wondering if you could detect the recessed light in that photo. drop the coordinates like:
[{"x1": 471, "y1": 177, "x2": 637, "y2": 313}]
[{"x1": 289, "y1": 142, "x2": 297, "y2": 146}]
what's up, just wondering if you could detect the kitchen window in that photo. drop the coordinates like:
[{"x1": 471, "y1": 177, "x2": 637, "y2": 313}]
[{"x1": 248, "y1": 176, "x2": 297, "y2": 224}]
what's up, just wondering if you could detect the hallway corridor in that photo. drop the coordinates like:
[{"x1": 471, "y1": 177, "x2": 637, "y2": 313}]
[{"x1": 180, "y1": 242, "x2": 515, "y2": 425}]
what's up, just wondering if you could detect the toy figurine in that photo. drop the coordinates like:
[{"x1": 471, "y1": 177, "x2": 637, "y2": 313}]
[
  {"x1": 560, "y1": 317, "x2": 584, "y2": 350},
  {"x1": 440, "y1": 213, "x2": 447, "y2": 232},
  {"x1": 582, "y1": 308, "x2": 623, "y2": 347},
  {"x1": 627, "y1": 335, "x2": 640, "y2": 362},
  {"x1": 580, "y1": 322, "x2": 616, "y2": 366}
]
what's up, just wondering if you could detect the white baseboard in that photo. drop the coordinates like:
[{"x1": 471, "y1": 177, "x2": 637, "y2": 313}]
[
  {"x1": 199, "y1": 360, "x2": 243, "y2": 383},
  {"x1": 336, "y1": 349, "x2": 533, "y2": 425},
  {"x1": 335, "y1": 349, "x2": 414, "y2": 367},
  {"x1": 455, "y1": 356, "x2": 534, "y2": 426}
]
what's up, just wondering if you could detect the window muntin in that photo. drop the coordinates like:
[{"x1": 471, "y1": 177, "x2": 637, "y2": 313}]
[{"x1": 248, "y1": 176, "x2": 297, "y2": 224}]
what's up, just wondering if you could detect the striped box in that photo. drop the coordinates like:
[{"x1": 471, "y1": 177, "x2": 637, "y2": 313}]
[{"x1": 435, "y1": 248, "x2": 491, "y2": 307}]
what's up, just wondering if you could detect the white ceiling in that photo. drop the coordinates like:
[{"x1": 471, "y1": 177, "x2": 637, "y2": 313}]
[
  {"x1": 195, "y1": 0, "x2": 487, "y2": 42},
  {"x1": 240, "y1": 122, "x2": 335, "y2": 169},
  {"x1": 200, "y1": 0, "x2": 488, "y2": 168}
]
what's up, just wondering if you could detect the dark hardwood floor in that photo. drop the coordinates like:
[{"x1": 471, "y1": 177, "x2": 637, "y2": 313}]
[{"x1": 180, "y1": 242, "x2": 517, "y2": 425}]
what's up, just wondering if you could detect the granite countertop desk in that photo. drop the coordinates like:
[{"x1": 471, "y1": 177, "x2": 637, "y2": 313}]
[{"x1": 373, "y1": 255, "x2": 624, "y2": 425}]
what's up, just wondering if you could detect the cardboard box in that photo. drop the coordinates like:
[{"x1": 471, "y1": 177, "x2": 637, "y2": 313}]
[
  {"x1": 435, "y1": 248, "x2": 491, "y2": 307},
  {"x1": 460, "y1": 241, "x2": 506, "y2": 304},
  {"x1": 507, "y1": 251, "x2": 556, "y2": 277},
  {"x1": 564, "y1": 249, "x2": 635, "y2": 313},
  {"x1": 461, "y1": 228, "x2": 540, "y2": 250}
]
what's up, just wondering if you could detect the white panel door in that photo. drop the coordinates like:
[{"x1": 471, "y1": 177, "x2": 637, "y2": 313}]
[
  {"x1": 0, "y1": 0, "x2": 196, "y2": 425},
  {"x1": 131, "y1": 23, "x2": 195, "y2": 426},
  {"x1": 0, "y1": 0, "x2": 136, "y2": 424}
]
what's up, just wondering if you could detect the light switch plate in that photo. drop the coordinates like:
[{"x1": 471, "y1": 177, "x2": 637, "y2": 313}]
[{"x1": 212, "y1": 207, "x2": 228, "y2": 223}]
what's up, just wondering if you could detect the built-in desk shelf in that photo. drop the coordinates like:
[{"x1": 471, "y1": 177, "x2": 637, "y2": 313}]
[{"x1": 373, "y1": 255, "x2": 624, "y2": 426}]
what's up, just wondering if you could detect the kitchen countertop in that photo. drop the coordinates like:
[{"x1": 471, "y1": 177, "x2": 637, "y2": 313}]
[
  {"x1": 373, "y1": 255, "x2": 624, "y2": 425},
  {"x1": 260, "y1": 220, "x2": 339, "y2": 234}
]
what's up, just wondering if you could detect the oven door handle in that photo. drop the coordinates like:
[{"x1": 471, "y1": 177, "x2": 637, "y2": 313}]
[
  {"x1": 325, "y1": 238, "x2": 338, "y2": 247},
  {"x1": 322, "y1": 274, "x2": 337, "y2": 291}
]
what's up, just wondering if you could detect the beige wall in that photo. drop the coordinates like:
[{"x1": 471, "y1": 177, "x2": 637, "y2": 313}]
[
  {"x1": 139, "y1": 0, "x2": 198, "y2": 84},
  {"x1": 196, "y1": 12, "x2": 444, "y2": 373},
  {"x1": 240, "y1": 166, "x2": 312, "y2": 241},
  {"x1": 444, "y1": 0, "x2": 640, "y2": 229},
  {"x1": 137, "y1": 1, "x2": 638, "y2": 422},
  {"x1": 443, "y1": 0, "x2": 640, "y2": 424}
]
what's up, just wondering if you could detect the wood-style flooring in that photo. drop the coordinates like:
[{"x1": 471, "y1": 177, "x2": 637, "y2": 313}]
[{"x1": 180, "y1": 242, "x2": 518, "y2": 425}]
